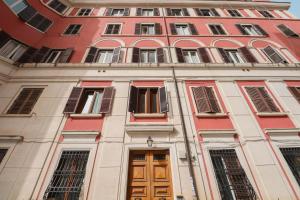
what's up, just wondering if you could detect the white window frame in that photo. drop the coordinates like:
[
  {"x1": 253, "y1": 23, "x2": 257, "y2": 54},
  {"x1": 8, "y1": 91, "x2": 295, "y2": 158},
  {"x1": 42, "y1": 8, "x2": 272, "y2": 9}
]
[
  {"x1": 103, "y1": 23, "x2": 122, "y2": 35},
  {"x1": 182, "y1": 49, "x2": 201, "y2": 64},
  {"x1": 96, "y1": 49, "x2": 114, "y2": 64},
  {"x1": 240, "y1": 24, "x2": 261, "y2": 36},
  {"x1": 140, "y1": 49, "x2": 157, "y2": 63},
  {"x1": 140, "y1": 23, "x2": 155, "y2": 35},
  {"x1": 225, "y1": 49, "x2": 245, "y2": 64},
  {"x1": 207, "y1": 23, "x2": 228, "y2": 35},
  {"x1": 3, "y1": 0, "x2": 27, "y2": 14},
  {"x1": 175, "y1": 24, "x2": 191, "y2": 35},
  {"x1": 141, "y1": 8, "x2": 154, "y2": 16}
]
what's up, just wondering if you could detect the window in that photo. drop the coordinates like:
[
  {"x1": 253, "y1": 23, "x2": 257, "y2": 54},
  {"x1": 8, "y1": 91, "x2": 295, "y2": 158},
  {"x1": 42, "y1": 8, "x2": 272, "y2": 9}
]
[
  {"x1": 140, "y1": 50, "x2": 157, "y2": 63},
  {"x1": 210, "y1": 149, "x2": 257, "y2": 200},
  {"x1": 48, "y1": 0, "x2": 67, "y2": 14},
  {"x1": 76, "y1": 88, "x2": 103, "y2": 114},
  {"x1": 166, "y1": 8, "x2": 189, "y2": 16},
  {"x1": 225, "y1": 49, "x2": 245, "y2": 64},
  {"x1": 277, "y1": 24, "x2": 299, "y2": 38},
  {"x1": 218, "y1": 47, "x2": 257, "y2": 63},
  {"x1": 171, "y1": 9, "x2": 183, "y2": 16},
  {"x1": 27, "y1": 13, "x2": 52, "y2": 32},
  {"x1": 136, "y1": 8, "x2": 159, "y2": 16},
  {"x1": 43, "y1": 151, "x2": 90, "y2": 200},
  {"x1": 288, "y1": 87, "x2": 300, "y2": 103},
  {"x1": 141, "y1": 24, "x2": 155, "y2": 35},
  {"x1": 132, "y1": 48, "x2": 165, "y2": 63},
  {"x1": 182, "y1": 50, "x2": 201, "y2": 63},
  {"x1": 105, "y1": 24, "x2": 121, "y2": 34},
  {"x1": 245, "y1": 86, "x2": 280, "y2": 112},
  {"x1": 280, "y1": 148, "x2": 300, "y2": 186},
  {"x1": 192, "y1": 87, "x2": 221, "y2": 113},
  {"x1": 262, "y1": 46, "x2": 288, "y2": 64},
  {"x1": 0, "y1": 40, "x2": 27, "y2": 61},
  {"x1": 128, "y1": 86, "x2": 168, "y2": 114},
  {"x1": 85, "y1": 47, "x2": 121, "y2": 63},
  {"x1": 175, "y1": 24, "x2": 190, "y2": 35},
  {"x1": 0, "y1": 149, "x2": 8, "y2": 164},
  {"x1": 209, "y1": 24, "x2": 226, "y2": 35},
  {"x1": 4, "y1": 0, "x2": 28, "y2": 14},
  {"x1": 97, "y1": 50, "x2": 114, "y2": 63},
  {"x1": 112, "y1": 9, "x2": 125, "y2": 16},
  {"x1": 176, "y1": 47, "x2": 211, "y2": 63},
  {"x1": 44, "y1": 49, "x2": 64, "y2": 63},
  {"x1": 194, "y1": 8, "x2": 220, "y2": 17},
  {"x1": 236, "y1": 24, "x2": 266, "y2": 36},
  {"x1": 227, "y1": 9, "x2": 242, "y2": 17},
  {"x1": 135, "y1": 23, "x2": 161, "y2": 35},
  {"x1": 106, "y1": 8, "x2": 130, "y2": 16},
  {"x1": 142, "y1": 9, "x2": 154, "y2": 16},
  {"x1": 7, "y1": 88, "x2": 44, "y2": 114},
  {"x1": 258, "y1": 10, "x2": 274, "y2": 18},
  {"x1": 64, "y1": 24, "x2": 81, "y2": 35},
  {"x1": 77, "y1": 8, "x2": 92, "y2": 16}
]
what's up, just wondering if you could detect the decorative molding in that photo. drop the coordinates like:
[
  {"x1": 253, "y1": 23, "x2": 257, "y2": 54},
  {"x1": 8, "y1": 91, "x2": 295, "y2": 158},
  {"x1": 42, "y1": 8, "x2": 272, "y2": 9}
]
[
  {"x1": 265, "y1": 128, "x2": 300, "y2": 136},
  {"x1": 199, "y1": 129, "x2": 237, "y2": 137},
  {"x1": 125, "y1": 123, "x2": 174, "y2": 133},
  {"x1": 0, "y1": 135, "x2": 24, "y2": 141}
]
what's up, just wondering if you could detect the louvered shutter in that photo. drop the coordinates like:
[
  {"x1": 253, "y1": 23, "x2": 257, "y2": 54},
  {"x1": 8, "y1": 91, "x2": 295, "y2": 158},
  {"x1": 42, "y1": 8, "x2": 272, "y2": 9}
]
[
  {"x1": 129, "y1": 86, "x2": 138, "y2": 112},
  {"x1": 175, "y1": 47, "x2": 184, "y2": 63},
  {"x1": 159, "y1": 87, "x2": 168, "y2": 113},
  {"x1": 112, "y1": 47, "x2": 121, "y2": 63},
  {"x1": 0, "y1": 31, "x2": 10, "y2": 48},
  {"x1": 157, "y1": 48, "x2": 165, "y2": 63},
  {"x1": 278, "y1": 24, "x2": 299, "y2": 37},
  {"x1": 239, "y1": 47, "x2": 257, "y2": 63},
  {"x1": 136, "y1": 8, "x2": 142, "y2": 16},
  {"x1": 258, "y1": 87, "x2": 280, "y2": 112},
  {"x1": 135, "y1": 23, "x2": 141, "y2": 35},
  {"x1": 132, "y1": 47, "x2": 140, "y2": 63},
  {"x1": 170, "y1": 23, "x2": 177, "y2": 35},
  {"x1": 99, "y1": 87, "x2": 114, "y2": 113},
  {"x1": 155, "y1": 23, "x2": 162, "y2": 35},
  {"x1": 166, "y1": 8, "x2": 172, "y2": 16},
  {"x1": 205, "y1": 87, "x2": 221, "y2": 113},
  {"x1": 211, "y1": 8, "x2": 220, "y2": 16},
  {"x1": 7, "y1": 89, "x2": 31, "y2": 114},
  {"x1": 235, "y1": 24, "x2": 248, "y2": 35},
  {"x1": 154, "y1": 8, "x2": 160, "y2": 16},
  {"x1": 85, "y1": 47, "x2": 98, "y2": 63},
  {"x1": 32, "y1": 46, "x2": 51, "y2": 63},
  {"x1": 63, "y1": 87, "x2": 83, "y2": 113},
  {"x1": 18, "y1": 6, "x2": 37, "y2": 22},
  {"x1": 288, "y1": 87, "x2": 300, "y2": 103},
  {"x1": 263, "y1": 46, "x2": 285, "y2": 63},
  {"x1": 16, "y1": 47, "x2": 37, "y2": 64},
  {"x1": 254, "y1": 25, "x2": 268, "y2": 36},
  {"x1": 192, "y1": 87, "x2": 211, "y2": 113},
  {"x1": 189, "y1": 24, "x2": 198, "y2": 35},
  {"x1": 124, "y1": 8, "x2": 130, "y2": 16},
  {"x1": 38, "y1": 18, "x2": 52, "y2": 32},
  {"x1": 20, "y1": 88, "x2": 43, "y2": 114},
  {"x1": 182, "y1": 8, "x2": 190, "y2": 16},
  {"x1": 197, "y1": 48, "x2": 211, "y2": 63},
  {"x1": 57, "y1": 48, "x2": 73, "y2": 63},
  {"x1": 194, "y1": 8, "x2": 201, "y2": 16},
  {"x1": 218, "y1": 48, "x2": 230, "y2": 63},
  {"x1": 105, "y1": 8, "x2": 112, "y2": 16}
]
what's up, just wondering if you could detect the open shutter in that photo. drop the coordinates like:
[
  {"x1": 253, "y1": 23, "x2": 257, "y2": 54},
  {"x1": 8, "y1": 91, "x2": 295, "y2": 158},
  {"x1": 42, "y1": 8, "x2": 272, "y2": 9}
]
[
  {"x1": 132, "y1": 47, "x2": 140, "y2": 63},
  {"x1": 18, "y1": 6, "x2": 37, "y2": 22},
  {"x1": 112, "y1": 47, "x2": 121, "y2": 63},
  {"x1": 166, "y1": 8, "x2": 172, "y2": 16},
  {"x1": 192, "y1": 87, "x2": 211, "y2": 113},
  {"x1": 157, "y1": 48, "x2": 165, "y2": 63},
  {"x1": 63, "y1": 87, "x2": 83, "y2": 113},
  {"x1": 99, "y1": 87, "x2": 114, "y2": 113},
  {"x1": 198, "y1": 48, "x2": 211, "y2": 63},
  {"x1": 170, "y1": 23, "x2": 177, "y2": 35},
  {"x1": 58, "y1": 48, "x2": 73, "y2": 63},
  {"x1": 211, "y1": 8, "x2": 220, "y2": 16},
  {"x1": 32, "y1": 46, "x2": 51, "y2": 63},
  {"x1": 85, "y1": 47, "x2": 98, "y2": 63},
  {"x1": 235, "y1": 24, "x2": 248, "y2": 35},
  {"x1": 218, "y1": 48, "x2": 230, "y2": 63},
  {"x1": 194, "y1": 8, "x2": 201, "y2": 16},
  {"x1": 0, "y1": 31, "x2": 10, "y2": 48},
  {"x1": 239, "y1": 47, "x2": 257, "y2": 63},
  {"x1": 136, "y1": 8, "x2": 142, "y2": 16},
  {"x1": 205, "y1": 87, "x2": 221, "y2": 113},
  {"x1": 175, "y1": 47, "x2": 184, "y2": 63},
  {"x1": 245, "y1": 87, "x2": 271, "y2": 112},
  {"x1": 154, "y1": 8, "x2": 160, "y2": 16},
  {"x1": 16, "y1": 47, "x2": 37, "y2": 64},
  {"x1": 189, "y1": 24, "x2": 198, "y2": 35},
  {"x1": 288, "y1": 87, "x2": 300, "y2": 103},
  {"x1": 135, "y1": 23, "x2": 141, "y2": 35},
  {"x1": 128, "y1": 86, "x2": 138, "y2": 112},
  {"x1": 254, "y1": 25, "x2": 268, "y2": 36},
  {"x1": 258, "y1": 87, "x2": 280, "y2": 112},
  {"x1": 124, "y1": 8, "x2": 130, "y2": 16},
  {"x1": 182, "y1": 8, "x2": 190, "y2": 16},
  {"x1": 159, "y1": 87, "x2": 168, "y2": 113},
  {"x1": 105, "y1": 8, "x2": 112, "y2": 16},
  {"x1": 155, "y1": 23, "x2": 162, "y2": 35}
]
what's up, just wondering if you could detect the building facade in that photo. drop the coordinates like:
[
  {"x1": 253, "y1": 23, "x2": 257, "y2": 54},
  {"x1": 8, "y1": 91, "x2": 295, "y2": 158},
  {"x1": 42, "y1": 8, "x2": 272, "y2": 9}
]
[{"x1": 0, "y1": 0, "x2": 300, "y2": 199}]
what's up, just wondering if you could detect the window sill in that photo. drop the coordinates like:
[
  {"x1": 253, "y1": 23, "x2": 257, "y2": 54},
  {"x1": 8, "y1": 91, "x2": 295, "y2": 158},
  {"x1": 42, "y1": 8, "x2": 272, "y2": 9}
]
[
  {"x1": 133, "y1": 113, "x2": 166, "y2": 118},
  {"x1": 0, "y1": 113, "x2": 33, "y2": 117},
  {"x1": 256, "y1": 112, "x2": 288, "y2": 117},
  {"x1": 69, "y1": 114, "x2": 103, "y2": 118},
  {"x1": 195, "y1": 113, "x2": 228, "y2": 118}
]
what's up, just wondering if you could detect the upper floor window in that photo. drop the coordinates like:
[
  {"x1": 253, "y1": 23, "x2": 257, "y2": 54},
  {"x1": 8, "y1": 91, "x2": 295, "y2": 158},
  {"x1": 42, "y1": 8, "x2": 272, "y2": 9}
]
[
  {"x1": 85, "y1": 47, "x2": 121, "y2": 63},
  {"x1": 140, "y1": 49, "x2": 157, "y2": 63},
  {"x1": 277, "y1": 24, "x2": 299, "y2": 38},
  {"x1": 209, "y1": 24, "x2": 226, "y2": 35},
  {"x1": 170, "y1": 23, "x2": 198, "y2": 35},
  {"x1": 225, "y1": 49, "x2": 245, "y2": 63},
  {"x1": 194, "y1": 8, "x2": 220, "y2": 17},
  {"x1": 77, "y1": 8, "x2": 92, "y2": 16},
  {"x1": 97, "y1": 50, "x2": 114, "y2": 64},
  {"x1": 280, "y1": 148, "x2": 300, "y2": 186},
  {"x1": 27, "y1": 13, "x2": 52, "y2": 32},
  {"x1": 44, "y1": 49, "x2": 64, "y2": 63},
  {"x1": 288, "y1": 87, "x2": 300, "y2": 104},
  {"x1": 136, "y1": 8, "x2": 159, "y2": 16},
  {"x1": 176, "y1": 47, "x2": 211, "y2": 63},
  {"x1": 236, "y1": 24, "x2": 268, "y2": 36},
  {"x1": 132, "y1": 48, "x2": 165, "y2": 63},
  {"x1": 183, "y1": 50, "x2": 201, "y2": 64},
  {"x1": 105, "y1": 24, "x2": 121, "y2": 34},
  {"x1": 3, "y1": 0, "x2": 28, "y2": 14},
  {"x1": 218, "y1": 47, "x2": 258, "y2": 64},
  {"x1": 262, "y1": 46, "x2": 288, "y2": 64},
  {"x1": 106, "y1": 8, "x2": 130, "y2": 16},
  {"x1": 48, "y1": 0, "x2": 67, "y2": 14},
  {"x1": 141, "y1": 24, "x2": 155, "y2": 35},
  {"x1": 227, "y1": 9, "x2": 242, "y2": 17},
  {"x1": 0, "y1": 149, "x2": 8, "y2": 164},
  {"x1": 0, "y1": 39, "x2": 28, "y2": 62},
  {"x1": 258, "y1": 10, "x2": 274, "y2": 18},
  {"x1": 192, "y1": 86, "x2": 221, "y2": 113},
  {"x1": 64, "y1": 24, "x2": 81, "y2": 35},
  {"x1": 166, "y1": 8, "x2": 190, "y2": 16}
]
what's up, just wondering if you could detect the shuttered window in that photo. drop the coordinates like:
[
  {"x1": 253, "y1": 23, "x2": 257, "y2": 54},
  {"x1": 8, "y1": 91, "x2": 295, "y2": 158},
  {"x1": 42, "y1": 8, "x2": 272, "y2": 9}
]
[
  {"x1": 0, "y1": 39, "x2": 28, "y2": 62},
  {"x1": 64, "y1": 24, "x2": 81, "y2": 35},
  {"x1": 136, "y1": 8, "x2": 159, "y2": 16},
  {"x1": 43, "y1": 151, "x2": 90, "y2": 200},
  {"x1": 105, "y1": 24, "x2": 121, "y2": 34},
  {"x1": 7, "y1": 88, "x2": 44, "y2": 114},
  {"x1": 280, "y1": 148, "x2": 300, "y2": 186},
  {"x1": 192, "y1": 87, "x2": 221, "y2": 113},
  {"x1": 0, "y1": 149, "x2": 8, "y2": 164},
  {"x1": 236, "y1": 24, "x2": 267, "y2": 36},
  {"x1": 84, "y1": 47, "x2": 121, "y2": 63},
  {"x1": 166, "y1": 8, "x2": 189, "y2": 16},
  {"x1": 227, "y1": 9, "x2": 242, "y2": 17},
  {"x1": 135, "y1": 23, "x2": 161, "y2": 35},
  {"x1": 106, "y1": 8, "x2": 130, "y2": 16},
  {"x1": 48, "y1": 0, "x2": 67, "y2": 14},
  {"x1": 22, "y1": 47, "x2": 73, "y2": 63},
  {"x1": 194, "y1": 8, "x2": 219, "y2": 17},
  {"x1": 210, "y1": 149, "x2": 257, "y2": 200},
  {"x1": 258, "y1": 10, "x2": 274, "y2": 18},
  {"x1": 262, "y1": 46, "x2": 288, "y2": 64},
  {"x1": 245, "y1": 86, "x2": 280, "y2": 112},
  {"x1": 131, "y1": 48, "x2": 164, "y2": 63},
  {"x1": 63, "y1": 87, "x2": 114, "y2": 114},
  {"x1": 288, "y1": 87, "x2": 300, "y2": 103},
  {"x1": 77, "y1": 8, "x2": 92, "y2": 16},
  {"x1": 128, "y1": 86, "x2": 168, "y2": 113},
  {"x1": 209, "y1": 24, "x2": 226, "y2": 35},
  {"x1": 277, "y1": 24, "x2": 299, "y2": 38},
  {"x1": 27, "y1": 13, "x2": 52, "y2": 32}
]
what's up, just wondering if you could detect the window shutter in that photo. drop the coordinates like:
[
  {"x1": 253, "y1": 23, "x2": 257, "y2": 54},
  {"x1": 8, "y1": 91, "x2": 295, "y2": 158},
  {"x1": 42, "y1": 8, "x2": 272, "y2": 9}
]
[
  {"x1": 124, "y1": 8, "x2": 130, "y2": 16},
  {"x1": 189, "y1": 24, "x2": 198, "y2": 35},
  {"x1": 129, "y1": 86, "x2": 138, "y2": 112},
  {"x1": 155, "y1": 23, "x2": 162, "y2": 35},
  {"x1": 263, "y1": 46, "x2": 285, "y2": 63},
  {"x1": 182, "y1": 8, "x2": 190, "y2": 16},
  {"x1": 278, "y1": 24, "x2": 299, "y2": 37},
  {"x1": 157, "y1": 48, "x2": 165, "y2": 63},
  {"x1": 105, "y1": 8, "x2": 112, "y2": 16},
  {"x1": 135, "y1": 23, "x2": 141, "y2": 35},
  {"x1": 258, "y1": 87, "x2": 280, "y2": 112},
  {"x1": 112, "y1": 47, "x2": 121, "y2": 63},
  {"x1": 192, "y1": 87, "x2": 211, "y2": 113},
  {"x1": 217, "y1": 48, "x2": 230, "y2": 63},
  {"x1": 245, "y1": 87, "x2": 278, "y2": 112},
  {"x1": 85, "y1": 47, "x2": 98, "y2": 63},
  {"x1": 159, "y1": 87, "x2": 168, "y2": 113},
  {"x1": 254, "y1": 25, "x2": 268, "y2": 36},
  {"x1": 288, "y1": 87, "x2": 300, "y2": 104},
  {"x1": 16, "y1": 47, "x2": 37, "y2": 64},
  {"x1": 211, "y1": 8, "x2": 220, "y2": 16},
  {"x1": 57, "y1": 48, "x2": 74, "y2": 63},
  {"x1": 132, "y1": 47, "x2": 140, "y2": 63},
  {"x1": 99, "y1": 87, "x2": 114, "y2": 113},
  {"x1": 197, "y1": 48, "x2": 211, "y2": 63},
  {"x1": 18, "y1": 6, "x2": 37, "y2": 22},
  {"x1": 166, "y1": 8, "x2": 172, "y2": 16},
  {"x1": 194, "y1": 8, "x2": 201, "y2": 16},
  {"x1": 32, "y1": 46, "x2": 51, "y2": 63},
  {"x1": 175, "y1": 47, "x2": 184, "y2": 63},
  {"x1": 38, "y1": 18, "x2": 52, "y2": 32},
  {"x1": 170, "y1": 23, "x2": 177, "y2": 35},
  {"x1": 136, "y1": 8, "x2": 142, "y2": 16},
  {"x1": 63, "y1": 87, "x2": 83, "y2": 113},
  {"x1": 239, "y1": 47, "x2": 257, "y2": 63},
  {"x1": 154, "y1": 8, "x2": 160, "y2": 16},
  {"x1": 19, "y1": 88, "x2": 43, "y2": 114},
  {"x1": 205, "y1": 87, "x2": 221, "y2": 113},
  {"x1": 235, "y1": 24, "x2": 248, "y2": 35},
  {"x1": 0, "y1": 31, "x2": 10, "y2": 48}
]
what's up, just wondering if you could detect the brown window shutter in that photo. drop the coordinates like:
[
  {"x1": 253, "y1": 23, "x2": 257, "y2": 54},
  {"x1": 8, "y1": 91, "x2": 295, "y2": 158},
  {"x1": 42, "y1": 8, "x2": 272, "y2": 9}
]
[
  {"x1": 205, "y1": 87, "x2": 221, "y2": 113},
  {"x1": 236, "y1": 24, "x2": 249, "y2": 35},
  {"x1": 194, "y1": 8, "x2": 201, "y2": 16},
  {"x1": 166, "y1": 8, "x2": 172, "y2": 16},
  {"x1": 175, "y1": 47, "x2": 184, "y2": 63},
  {"x1": 32, "y1": 46, "x2": 51, "y2": 63},
  {"x1": 112, "y1": 47, "x2": 121, "y2": 63},
  {"x1": 154, "y1": 8, "x2": 160, "y2": 16},
  {"x1": 263, "y1": 46, "x2": 286, "y2": 63},
  {"x1": 211, "y1": 8, "x2": 220, "y2": 16},
  {"x1": 63, "y1": 87, "x2": 83, "y2": 113},
  {"x1": 258, "y1": 87, "x2": 280, "y2": 112},
  {"x1": 132, "y1": 47, "x2": 140, "y2": 63},
  {"x1": 99, "y1": 87, "x2": 114, "y2": 113},
  {"x1": 136, "y1": 8, "x2": 142, "y2": 16},
  {"x1": 57, "y1": 48, "x2": 74, "y2": 63},
  {"x1": 182, "y1": 8, "x2": 190, "y2": 16},
  {"x1": 16, "y1": 47, "x2": 37, "y2": 64},
  {"x1": 0, "y1": 31, "x2": 10, "y2": 48},
  {"x1": 170, "y1": 23, "x2": 177, "y2": 35},
  {"x1": 192, "y1": 87, "x2": 211, "y2": 113},
  {"x1": 124, "y1": 8, "x2": 130, "y2": 16},
  {"x1": 18, "y1": 6, "x2": 37, "y2": 22},
  {"x1": 85, "y1": 47, "x2": 98, "y2": 63},
  {"x1": 278, "y1": 24, "x2": 299, "y2": 37},
  {"x1": 254, "y1": 25, "x2": 268, "y2": 36},
  {"x1": 217, "y1": 48, "x2": 231, "y2": 63},
  {"x1": 239, "y1": 47, "x2": 257, "y2": 63},
  {"x1": 105, "y1": 8, "x2": 112, "y2": 16},
  {"x1": 129, "y1": 86, "x2": 138, "y2": 112},
  {"x1": 157, "y1": 48, "x2": 165, "y2": 63},
  {"x1": 189, "y1": 24, "x2": 198, "y2": 35},
  {"x1": 288, "y1": 87, "x2": 300, "y2": 103},
  {"x1": 135, "y1": 23, "x2": 141, "y2": 35},
  {"x1": 159, "y1": 87, "x2": 168, "y2": 113},
  {"x1": 20, "y1": 88, "x2": 43, "y2": 114},
  {"x1": 197, "y1": 48, "x2": 211, "y2": 63},
  {"x1": 155, "y1": 23, "x2": 162, "y2": 35}
]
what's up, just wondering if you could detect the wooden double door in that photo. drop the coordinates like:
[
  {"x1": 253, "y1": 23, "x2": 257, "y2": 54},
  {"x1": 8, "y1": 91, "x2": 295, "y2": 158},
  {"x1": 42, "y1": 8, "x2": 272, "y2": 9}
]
[{"x1": 127, "y1": 150, "x2": 173, "y2": 200}]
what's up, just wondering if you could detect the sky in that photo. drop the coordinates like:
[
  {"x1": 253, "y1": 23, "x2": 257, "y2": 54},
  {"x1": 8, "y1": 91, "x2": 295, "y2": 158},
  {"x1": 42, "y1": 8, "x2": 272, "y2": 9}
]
[{"x1": 288, "y1": 0, "x2": 300, "y2": 17}]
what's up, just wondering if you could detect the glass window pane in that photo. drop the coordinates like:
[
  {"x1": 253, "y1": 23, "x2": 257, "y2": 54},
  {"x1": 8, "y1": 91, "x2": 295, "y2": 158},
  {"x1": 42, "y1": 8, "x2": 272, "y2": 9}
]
[{"x1": 81, "y1": 93, "x2": 94, "y2": 113}]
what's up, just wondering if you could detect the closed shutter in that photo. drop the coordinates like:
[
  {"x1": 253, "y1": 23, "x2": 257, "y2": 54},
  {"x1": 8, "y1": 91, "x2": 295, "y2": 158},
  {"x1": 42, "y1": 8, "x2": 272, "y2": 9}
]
[
  {"x1": 38, "y1": 18, "x2": 52, "y2": 32},
  {"x1": 124, "y1": 8, "x2": 130, "y2": 16},
  {"x1": 258, "y1": 87, "x2": 280, "y2": 112},
  {"x1": 235, "y1": 24, "x2": 248, "y2": 35},
  {"x1": 170, "y1": 23, "x2": 177, "y2": 35},
  {"x1": 166, "y1": 8, "x2": 172, "y2": 16},
  {"x1": 182, "y1": 8, "x2": 190, "y2": 16},
  {"x1": 136, "y1": 8, "x2": 142, "y2": 16},
  {"x1": 254, "y1": 25, "x2": 268, "y2": 36},
  {"x1": 288, "y1": 87, "x2": 300, "y2": 103},
  {"x1": 105, "y1": 8, "x2": 112, "y2": 16},
  {"x1": 194, "y1": 8, "x2": 201, "y2": 16},
  {"x1": 192, "y1": 87, "x2": 211, "y2": 113},
  {"x1": 157, "y1": 48, "x2": 165, "y2": 63},
  {"x1": 135, "y1": 23, "x2": 141, "y2": 35},
  {"x1": 99, "y1": 87, "x2": 114, "y2": 113},
  {"x1": 197, "y1": 48, "x2": 211, "y2": 63},
  {"x1": 154, "y1": 8, "x2": 160, "y2": 16},
  {"x1": 175, "y1": 47, "x2": 184, "y2": 63},
  {"x1": 132, "y1": 47, "x2": 140, "y2": 63},
  {"x1": 85, "y1": 47, "x2": 98, "y2": 63},
  {"x1": 18, "y1": 6, "x2": 37, "y2": 22},
  {"x1": 205, "y1": 87, "x2": 221, "y2": 113},
  {"x1": 57, "y1": 48, "x2": 73, "y2": 63},
  {"x1": 218, "y1": 48, "x2": 230, "y2": 63},
  {"x1": 63, "y1": 87, "x2": 83, "y2": 113},
  {"x1": 211, "y1": 8, "x2": 220, "y2": 16},
  {"x1": 0, "y1": 31, "x2": 10, "y2": 48},
  {"x1": 239, "y1": 47, "x2": 257, "y2": 63},
  {"x1": 155, "y1": 23, "x2": 162, "y2": 35},
  {"x1": 32, "y1": 46, "x2": 51, "y2": 63},
  {"x1": 20, "y1": 88, "x2": 43, "y2": 114},
  {"x1": 189, "y1": 24, "x2": 198, "y2": 35},
  {"x1": 159, "y1": 87, "x2": 168, "y2": 113},
  {"x1": 16, "y1": 47, "x2": 37, "y2": 64},
  {"x1": 128, "y1": 86, "x2": 138, "y2": 112},
  {"x1": 278, "y1": 24, "x2": 299, "y2": 37},
  {"x1": 263, "y1": 46, "x2": 285, "y2": 63},
  {"x1": 111, "y1": 47, "x2": 121, "y2": 63}
]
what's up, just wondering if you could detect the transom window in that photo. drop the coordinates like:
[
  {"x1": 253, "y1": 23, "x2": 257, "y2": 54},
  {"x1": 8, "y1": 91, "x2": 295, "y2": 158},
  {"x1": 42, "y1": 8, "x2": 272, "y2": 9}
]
[
  {"x1": 140, "y1": 49, "x2": 157, "y2": 63},
  {"x1": 209, "y1": 24, "x2": 226, "y2": 35},
  {"x1": 142, "y1": 9, "x2": 154, "y2": 16},
  {"x1": 112, "y1": 9, "x2": 125, "y2": 16},
  {"x1": 0, "y1": 40, "x2": 27, "y2": 61},
  {"x1": 105, "y1": 24, "x2": 121, "y2": 34},
  {"x1": 76, "y1": 88, "x2": 104, "y2": 114},
  {"x1": 97, "y1": 50, "x2": 114, "y2": 64},
  {"x1": 64, "y1": 24, "x2": 81, "y2": 35},
  {"x1": 225, "y1": 49, "x2": 245, "y2": 63},
  {"x1": 182, "y1": 50, "x2": 201, "y2": 63},
  {"x1": 227, "y1": 9, "x2": 242, "y2": 17},
  {"x1": 141, "y1": 24, "x2": 155, "y2": 35},
  {"x1": 175, "y1": 24, "x2": 190, "y2": 35},
  {"x1": 77, "y1": 8, "x2": 92, "y2": 16}
]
